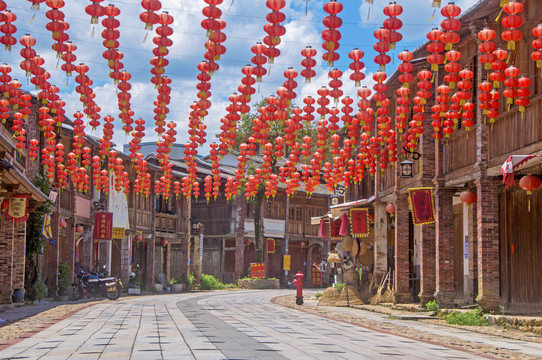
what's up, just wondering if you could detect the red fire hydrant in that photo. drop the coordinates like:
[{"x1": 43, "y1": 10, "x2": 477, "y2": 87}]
[{"x1": 293, "y1": 271, "x2": 304, "y2": 305}]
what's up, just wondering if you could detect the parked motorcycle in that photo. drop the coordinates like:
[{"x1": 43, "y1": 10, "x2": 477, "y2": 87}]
[{"x1": 72, "y1": 269, "x2": 122, "y2": 301}]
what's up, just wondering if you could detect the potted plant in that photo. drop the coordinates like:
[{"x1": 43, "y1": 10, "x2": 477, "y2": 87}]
[
  {"x1": 57, "y1": 260, "x2": 72, "y2": 301},
  {"x1": 169, "y1": 278, "x2": 184, "y2": 292}
]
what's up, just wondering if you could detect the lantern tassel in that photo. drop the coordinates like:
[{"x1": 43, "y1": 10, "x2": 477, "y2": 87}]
[
  {"x1": 29, "y1": 14, "x2": 35, "y2": 24},
  {"x1": 430, "y1": 9, "x2": 436, "y2": 21},
  {"x1": 228, "y1": 0, "x2": 234, "y2": 11}
]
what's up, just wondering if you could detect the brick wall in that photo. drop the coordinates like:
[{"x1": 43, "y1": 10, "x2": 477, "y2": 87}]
[
  {"x1": 475, "y1": 177, "x2": 501, "y2": 311},
  {"x1": 0, "y1": 217, "x2": 14, "y2": 303},
  {"x1": 394, "y1": 191, "x2": 411, "y2": 302},
  {"x1": 419, "y1": 221, "x2": 436, "y2": 304}
]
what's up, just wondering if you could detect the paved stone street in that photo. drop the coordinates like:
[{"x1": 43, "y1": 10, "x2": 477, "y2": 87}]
[{"x1": 0, "y1": 290, "x2": 541, "y2": 359}]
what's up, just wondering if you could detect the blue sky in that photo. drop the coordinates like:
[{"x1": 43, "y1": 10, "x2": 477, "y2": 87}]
[{"x1": 2, "y1": 0, "x2": 479, "y2": 154}]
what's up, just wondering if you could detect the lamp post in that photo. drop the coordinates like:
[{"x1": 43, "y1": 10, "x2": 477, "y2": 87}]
[{"x1": 399, "y1": 160, "x2": 414, "y2": 178}]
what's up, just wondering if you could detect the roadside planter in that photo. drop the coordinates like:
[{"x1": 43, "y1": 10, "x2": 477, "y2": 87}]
[
  {"x1": 154, "y1": 284, "x2": 163, "y2": 292},
  {"x1": 237, "y1": 278, "x2": 280, "y2": 289},
  {"x1": 171, "y1": 283, "x2": 184, "y2": 292},
  {"x1": 128, "y1": 288, "x2": 141, "y2": 295}
]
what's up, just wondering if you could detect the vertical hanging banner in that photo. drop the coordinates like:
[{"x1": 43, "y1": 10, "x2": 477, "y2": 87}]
[
  {"x1": 4, "y1": 195, "x2": 30, "y2": 223},
  {"x1": 350, "y1": 208, "x2": 370, "y2": 237},
  {"x1": 329, "y1": 217, "x2": 342, "y2": 240},
  {"x1": 93, "y1": 212, "x2": 113, "y2": 240},
  {"x1": 408, "y1": 187, "x2": 436, "y2": 225},
  {"x1": 283, "y1": 255, "x2": 291, "y2": 271},
  {"x1": 318, "y1": 217, "x2": 329, "y2": 238}
]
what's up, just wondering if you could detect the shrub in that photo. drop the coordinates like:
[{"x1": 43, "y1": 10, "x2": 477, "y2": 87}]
[
  {"x1": 35, "y1": 279, "x2": 48, "y2": 301},
  {"x1": 425, "y1": 299, "x2": 438, "y2": 312},
  {"x1": 334, "y1": 282, "x2": 345, "y2": 293},
  {"x1": 445, "y1": 307, "x2": 489, "y2": 326},
  {"x1": 222, "y1": 283, "x2": 238, "y2": 289},
  {"x1": 200, "y1": 274, "x2": 224, "y2": 290},
  {"x1": 315, "y1": 292, "x2": 323, "y2": 299},
  {"x1": 57, "y1": 261, "x2": 72, "y2": 296}
]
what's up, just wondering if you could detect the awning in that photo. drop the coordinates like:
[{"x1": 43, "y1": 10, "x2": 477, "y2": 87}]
[
  {"x1": 329, "y1": 196, "x2": 375, "y2": 218},
  {"x1": 0, "y1": 160, "x2": 48, "y2": 203},
  {"x1": 330, "y1": 196, "x2": 375, "y2": 210}
]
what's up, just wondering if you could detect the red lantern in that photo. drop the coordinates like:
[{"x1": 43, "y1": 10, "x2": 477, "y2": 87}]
[
  {"x1": 161, "y1": 239, "x2": 168, "y2": 247},
  {"x1": 85, "y1": 0, "x2": 105, "y2": 24},
  {"x1": 0, "y1": 10, "x2": 17, "y2": 52},
  {"x1": 140, "y1": 0, "x2": 161, "y2": 30},
  {"x1": 245, "y1": 239, "x2": 252, "y2": 246},
  {"x1": 385, "y1": 203, "x2": 396, "y2": 214},
  {"x1": 459, "y1": 190, "x2": 477, "y2": 207},
  {"x1": 299, "y1": 241, "x2": 306, "y2": 248},
  {"x1": 520, "y1": 174, "x2": 541, "y2": 212},
  {"x1": 251, "y1": 42, "x2": 267, "y2": 82}
]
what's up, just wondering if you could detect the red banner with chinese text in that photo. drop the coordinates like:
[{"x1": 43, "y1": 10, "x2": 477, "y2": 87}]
[
  {"x1": 93, "y1": 212, "x2": 113, "y2": 240},
  {"x1": 350, "y1": 208, "x2": 369, "y2": 238},
  {"x1": 408, "y1": 188, "x2": 435, "y2": 225},
  {"x1": 267, "y1": 238, "x2": 275, "y2": 253},
  {"x1": 3, "y1": 195, "x2": 30, "y2": 223}
]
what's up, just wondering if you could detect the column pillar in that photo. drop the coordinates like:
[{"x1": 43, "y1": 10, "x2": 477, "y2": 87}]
[
  {"x1": 234, "y1": 195, "x2": 246, "y2": 280},
  {"x1": 65, "y1": 218, "x2": 76, "y2": 280},
  {"x1": 475, "y1": 176, "x2": 501, "y2": 311},
  {"x1": 120, "y1": 233, "x2": 131, "y2": 286},
  {"x1": 0, "y1": 217, "x2": 14, "y2": 303},
  {"x1": 12, "y1": 222, "x2": 26, "y2": 291},
  {"x1": 47, "y1": 213, "x2": 59, "y2": 297},
  {"x1": 373, "y1": 201, "x2": 387, "y2": 285},
  {"x1": 418, "y1": 221, "x2": 436, "y2": 305},
  {"x1": 145, "y1": 235, "x2": 156, "y2": 289},
  {"x1": 434, "y1": 187, "x2": 456, "y2": 307},
  {"x1": 394, "y1": 191, "x2": 411, "y2": 302}
]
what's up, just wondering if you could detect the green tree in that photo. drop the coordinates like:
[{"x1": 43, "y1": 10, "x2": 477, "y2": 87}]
[{"x1": 228, "y1": 98, "x2": 330, "y2": 262}]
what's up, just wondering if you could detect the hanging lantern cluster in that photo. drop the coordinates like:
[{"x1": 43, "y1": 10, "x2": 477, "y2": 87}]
[
  {"x1": 264, "y1": 0, "x2": 285, "y2": 64},
  {"x1": 140, "y1": 0, "x2": 161, "y2": 31},
  {"x1": 348, "y1": 48, "x2": 365, "y2": 87},
  {"x1": 477, "y1": 28, "x2": 496, "y2": 71},
  {"x1": 373, "y1": 27, "x2": 391, "y2": 72},
  {"x1": 45, "y1": 0, "x2": 69, "y2": 59},
  {"x1": 19, "y1": 34, "x2": 37, "y2": 78},
  {"x1": 74, "y1": 63, "x2": 101, "y2": 129},
  {"x1": 426, "y1": 28, "x2": 445, "y2": 72},
  {"x1": 489, "y1": 48, "x2": 508, "y2": 89},
  {"x1": 321, "y1": 0, "x2": 342, "y2": 67},
  {"x1": 251, "y1": 42, "x2": 267, "y2": 83},
  {"x1": 396, "y1": 50, "x2": 412, "y2": 133},
  {"x1": 531, "y1": 24, "x2": 542, "y2": 70},
  {"x1": 382, "y1": 1, "x2": 402, "y2": 49},
  {"x1": 85, "y1": 0, "x2": 105, "y2": 25},
  {"x1": 0, "y1": 10, "x2": 17, "y2": 52},
  {"x1": 516, "y1": 76, "x2": 530, "y2": 115},
  {"x1": 300, "y1": 46, "x2": 316, "y2": 83},
  {"x1": 440, "y1": 2, "x2": 461, "y2": 51},
  {"x1": 203, "y1": 0, "x2": 226, "y2": 73},
  {"x1": 61, "y1": 41, "x2": 76, "y2": 77},
  {"x1": 501, "y1": 0, "x2": 523, "y2": 51},
  {"x1": 503, "y1": 65, "x2": 519, "y2": 110}
]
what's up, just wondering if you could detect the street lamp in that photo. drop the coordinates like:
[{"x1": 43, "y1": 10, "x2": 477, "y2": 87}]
[{"x1": 399, "y1": 160, "x2": 413, "y2": 178}]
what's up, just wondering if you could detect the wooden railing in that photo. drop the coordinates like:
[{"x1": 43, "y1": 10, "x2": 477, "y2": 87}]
[
  {"x1": 156, "y1": 213, "x2": 177, "y2": 233},
  {"x1": 444, "y1": 127, "x2": 477, "y2": 174}
]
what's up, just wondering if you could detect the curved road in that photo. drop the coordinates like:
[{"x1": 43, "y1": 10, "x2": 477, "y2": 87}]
[{"x1": 0, "y1": 290, "x2": 517, "y2": 359}]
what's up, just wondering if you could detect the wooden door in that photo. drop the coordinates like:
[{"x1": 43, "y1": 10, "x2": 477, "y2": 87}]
[
  {"x1": 502, "y1": 188, "x2": 542, "y2": 309},
  {"x1": 453, "y1": 204, "x2": 464, "y2": 299}
]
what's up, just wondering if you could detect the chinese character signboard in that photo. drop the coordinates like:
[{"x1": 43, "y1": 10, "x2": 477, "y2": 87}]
[
  {"x1": 3, "y1": 195, "x2": 30, "y2": 223},
  {"x1": 112, "y1": 227, "x2": 125, "y2": 239},
  {"x1": 250, "y1": 263, "x2": 265, "y2": 279},
  {"x1": 93, "y1": 212, "x2": 113, "y2": 240}
]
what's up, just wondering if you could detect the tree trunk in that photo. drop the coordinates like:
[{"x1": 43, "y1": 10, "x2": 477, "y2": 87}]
[
  {"x1": 253, "y1": 186, "x2": 265, "y2": 263},
  {"x1": 234, "y1": 194, "x2": 246, "y2": 279}
]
